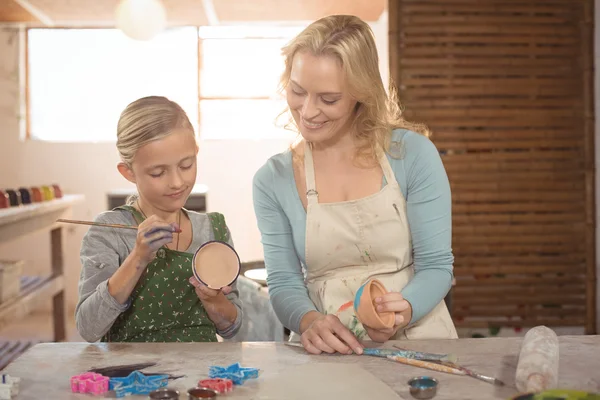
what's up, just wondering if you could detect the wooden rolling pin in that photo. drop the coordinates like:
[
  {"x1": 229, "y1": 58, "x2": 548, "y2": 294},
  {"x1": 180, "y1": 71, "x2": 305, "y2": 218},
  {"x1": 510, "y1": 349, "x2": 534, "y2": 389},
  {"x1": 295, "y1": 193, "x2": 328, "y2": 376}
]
[{"x1": 515, "y1": 326, "x2": 559, "y2": 393}]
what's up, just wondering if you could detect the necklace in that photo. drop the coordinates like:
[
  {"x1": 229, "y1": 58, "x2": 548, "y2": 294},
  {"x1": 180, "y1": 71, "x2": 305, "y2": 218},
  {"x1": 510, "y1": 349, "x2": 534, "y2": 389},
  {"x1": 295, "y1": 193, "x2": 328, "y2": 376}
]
[{"x1": 136, "y1": 199, "x2": 181, "y2": 251}]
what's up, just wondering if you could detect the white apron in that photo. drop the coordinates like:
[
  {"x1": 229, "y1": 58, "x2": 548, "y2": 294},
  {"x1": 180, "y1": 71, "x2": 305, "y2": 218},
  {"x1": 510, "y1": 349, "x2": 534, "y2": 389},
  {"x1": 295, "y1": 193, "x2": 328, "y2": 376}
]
[{"x1": 290, "y1": 142, "x2": 457, "y2": 341}]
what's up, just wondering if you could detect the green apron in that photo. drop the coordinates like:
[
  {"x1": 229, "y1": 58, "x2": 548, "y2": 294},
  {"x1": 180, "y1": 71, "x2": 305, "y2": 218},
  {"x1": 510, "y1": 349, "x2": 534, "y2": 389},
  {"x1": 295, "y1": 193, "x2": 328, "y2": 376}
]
[{"x1": 103, "y1": 206, "x2": 230, "y2": 342}]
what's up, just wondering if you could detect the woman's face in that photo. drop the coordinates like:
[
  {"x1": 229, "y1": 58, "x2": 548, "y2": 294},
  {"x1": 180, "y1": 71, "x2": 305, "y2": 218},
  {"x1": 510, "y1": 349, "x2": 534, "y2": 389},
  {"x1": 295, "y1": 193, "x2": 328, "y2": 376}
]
[{"x1": 286, "y1": 51, "x2": 357, "y2": 145}]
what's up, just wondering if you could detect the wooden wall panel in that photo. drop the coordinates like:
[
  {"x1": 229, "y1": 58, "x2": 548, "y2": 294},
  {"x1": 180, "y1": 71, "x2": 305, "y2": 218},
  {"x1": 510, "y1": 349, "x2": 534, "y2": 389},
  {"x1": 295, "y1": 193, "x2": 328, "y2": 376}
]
[{"x1": 389, "y1": 0, "x2": 596, "y2": 333}]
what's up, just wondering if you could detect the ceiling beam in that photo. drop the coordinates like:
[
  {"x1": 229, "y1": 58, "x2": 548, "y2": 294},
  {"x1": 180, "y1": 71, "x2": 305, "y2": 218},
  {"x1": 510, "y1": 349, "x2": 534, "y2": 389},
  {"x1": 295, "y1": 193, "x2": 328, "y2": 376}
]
[
  {"x1": 201, "y1": 0, "x2": 219, "y2": 25},
  {"x1": 12, "y1": 0, "x2": 53, "y2": 26}
]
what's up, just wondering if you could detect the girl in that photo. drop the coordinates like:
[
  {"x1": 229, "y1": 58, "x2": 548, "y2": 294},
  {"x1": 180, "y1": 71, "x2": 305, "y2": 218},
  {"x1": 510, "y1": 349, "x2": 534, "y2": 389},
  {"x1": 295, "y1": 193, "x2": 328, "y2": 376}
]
[
  {"x1": 253, "y1": 15, "x2": 457, "y2": 355},
  {"x1": 76, "y1": 96, "x2": 242, "y2": 342}
]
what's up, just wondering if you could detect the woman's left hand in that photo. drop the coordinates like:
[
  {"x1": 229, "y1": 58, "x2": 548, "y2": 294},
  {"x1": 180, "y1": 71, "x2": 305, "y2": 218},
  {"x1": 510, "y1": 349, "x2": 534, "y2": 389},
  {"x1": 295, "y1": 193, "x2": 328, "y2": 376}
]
[
  {"x1": 189, "y1": 276, "x2": 237, "y2": 331},
  {"x1": 364, "y1": 292, "x2": 412, "y2": 342}
]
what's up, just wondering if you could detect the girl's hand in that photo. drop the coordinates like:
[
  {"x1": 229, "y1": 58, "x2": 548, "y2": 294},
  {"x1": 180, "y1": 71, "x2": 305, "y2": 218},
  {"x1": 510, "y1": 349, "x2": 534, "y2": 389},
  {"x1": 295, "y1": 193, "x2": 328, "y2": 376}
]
[
  {"x1": 189, "y1": 276, "x2": 237, "y2": 331},
  {"x1": 364, "y1": 292, "x2": 412, "y2": 342},
  {"x1": 300, "y1": 312, "x2": 363, "y2": 355},
  {"x1": 189, "y1": 276, "x2": 232, "y2": 302},
  {"x1": 133, "y1": 215, "x2": 179, "y2": 265}
]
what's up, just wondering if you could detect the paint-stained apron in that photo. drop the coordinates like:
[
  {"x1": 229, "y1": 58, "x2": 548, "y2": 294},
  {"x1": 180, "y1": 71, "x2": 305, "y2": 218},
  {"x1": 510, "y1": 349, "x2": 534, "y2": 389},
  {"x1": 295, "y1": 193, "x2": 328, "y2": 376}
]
[
  {"x1": 103, "y1": 206, "x2": 229, "y2": 342},
  {"x1": 290, "y1": 142, "x2": 458, "y2": 341}
]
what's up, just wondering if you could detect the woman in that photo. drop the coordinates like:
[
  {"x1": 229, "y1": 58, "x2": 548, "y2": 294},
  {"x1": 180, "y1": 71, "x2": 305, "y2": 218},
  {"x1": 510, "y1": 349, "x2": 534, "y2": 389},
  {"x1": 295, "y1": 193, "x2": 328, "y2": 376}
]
[
  {"x1": 252, "y1": 15, "x2": 457, "y2": 355},
  {"x1": 76, "y1": 96, "x2": 242, "y2": 342}
]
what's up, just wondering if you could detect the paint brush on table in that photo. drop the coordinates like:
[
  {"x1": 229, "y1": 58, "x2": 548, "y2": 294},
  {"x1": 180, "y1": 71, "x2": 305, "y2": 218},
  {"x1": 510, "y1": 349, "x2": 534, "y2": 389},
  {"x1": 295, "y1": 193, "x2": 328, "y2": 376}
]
[
  {"x1": 56, "y1": 218, "x2": 183, "y2": 233},
  {"x1": 386, "y1": 355, "x2": 466, "y2": 375},
  {"x1": 365, "y1": 347, "x2": 458, "y2": 363}
]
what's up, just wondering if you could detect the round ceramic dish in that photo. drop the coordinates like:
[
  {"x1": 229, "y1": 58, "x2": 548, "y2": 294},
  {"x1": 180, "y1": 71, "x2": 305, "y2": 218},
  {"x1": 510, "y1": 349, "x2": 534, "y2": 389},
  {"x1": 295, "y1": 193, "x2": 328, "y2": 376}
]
[
  {"x1": 408, "y1": 376, "x2": 438, "y2": 399},
  {"x1": 148, "y1": 387, "x2": 180, "y2": 399},
  {"x1": 354, "y1": 278, "x2": 395, "y2": 330},
  {"x1": 188, "y1": 387, "x2": 218, "y2": 399},
  {"x1": 192, "y1": 240, "x2": 241, "y2": 289}
]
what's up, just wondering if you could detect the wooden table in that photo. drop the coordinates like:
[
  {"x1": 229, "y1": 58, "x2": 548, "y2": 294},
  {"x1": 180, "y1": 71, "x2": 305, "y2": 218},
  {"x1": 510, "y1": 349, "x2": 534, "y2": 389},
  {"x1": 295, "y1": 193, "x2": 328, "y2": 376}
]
[{"x1": 3, "y1": 336, "x2": 599, "y2": 399}]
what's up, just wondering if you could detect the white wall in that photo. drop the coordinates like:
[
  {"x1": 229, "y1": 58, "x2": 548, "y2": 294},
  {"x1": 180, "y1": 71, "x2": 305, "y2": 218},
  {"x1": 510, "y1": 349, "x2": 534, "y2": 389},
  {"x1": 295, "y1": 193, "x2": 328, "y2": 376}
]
[{"x1": 0, "y1": 13, "x2": 389, "y2": 312}]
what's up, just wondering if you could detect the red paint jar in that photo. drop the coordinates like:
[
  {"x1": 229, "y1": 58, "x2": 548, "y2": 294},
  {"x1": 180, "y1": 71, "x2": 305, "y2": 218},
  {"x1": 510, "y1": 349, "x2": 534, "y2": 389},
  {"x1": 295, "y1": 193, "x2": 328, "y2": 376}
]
[
  {"x1": 0, "y1": 191, "x2": 8, "y2": 209},
  {"x1": 52, "y1": 184, "x2": 63, "y2": 198},
  {"x1": 31, "y1": 187, "x2": 43, "y2": 202}
]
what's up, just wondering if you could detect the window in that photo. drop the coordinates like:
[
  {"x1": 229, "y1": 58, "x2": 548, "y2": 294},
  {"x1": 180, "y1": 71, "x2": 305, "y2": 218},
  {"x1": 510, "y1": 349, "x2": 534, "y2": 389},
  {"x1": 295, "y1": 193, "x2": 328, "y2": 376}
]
[
  {"x1": 198, "y1": 26, "x2": 305, "y2": 140},
  {"x1": 26, "y1": 25, "x2": 305, "y2": 142},
  {"x1": 27, "y1": 27, "x2": 198, "y2": 142}
]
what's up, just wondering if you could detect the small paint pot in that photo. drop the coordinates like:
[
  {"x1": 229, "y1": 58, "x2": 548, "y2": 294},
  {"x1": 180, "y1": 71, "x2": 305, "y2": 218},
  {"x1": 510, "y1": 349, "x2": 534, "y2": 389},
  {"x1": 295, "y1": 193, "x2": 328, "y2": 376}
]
[
  {"x1": 18, "y1": 188, "x2": 32, "y2": 205},
  {"x1": 408, "y1": 376, "x2": 438, "y2": 399},
  {"x1": 148, "y1": 387, "x2": 180, "y2": 399},
  {"x1": 5, "y1": 190, "x2": 21, "y2": 207},
  {"x1": 192, "y1": 241, "x2": 241, "y2": 289},
  {"x1": 188, "y1": 387, "x2": 218, "y2": 399},
  {"x1": 52, "y1": 184, "x2": 63, "y2": 198},
  {"x1": 41, "y1": 185, "x2": 54, "y2": 201},
  {"x1": 30, "y1": 187, "x2": 43, "y2": 203},
  {"x1": 354, "y1": 278, "x2": 395, "y2": 330},
  {"x1": 0, "y1": 191, "x2": 8, "y2": 209}
]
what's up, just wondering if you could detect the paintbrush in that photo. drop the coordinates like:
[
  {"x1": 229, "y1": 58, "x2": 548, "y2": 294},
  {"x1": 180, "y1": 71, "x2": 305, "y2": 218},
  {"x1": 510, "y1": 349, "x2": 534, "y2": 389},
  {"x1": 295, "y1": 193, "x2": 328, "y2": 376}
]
[
  {"x1": 366, "y1": 347, "x2": 458, "y2": 363},
  {"x1": 386, "y1": 355, "x2": 466, "y2": 375},
  {"x1": 56, "y1": 218, "x2": 182, "y2": 233},
  {"x1": 393, "y1": 345, "x2": 503, "y2": 386},
  {"x1": 441, "y1": 362, "x2": 505, "y2": 386}
]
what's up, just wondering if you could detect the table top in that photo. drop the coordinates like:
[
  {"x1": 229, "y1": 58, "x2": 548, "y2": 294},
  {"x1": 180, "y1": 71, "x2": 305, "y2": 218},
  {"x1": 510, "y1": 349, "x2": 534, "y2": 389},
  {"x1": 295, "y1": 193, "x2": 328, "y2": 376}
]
[{"x1": 4, "y1": 336, "x2": 599, "y2": 400}]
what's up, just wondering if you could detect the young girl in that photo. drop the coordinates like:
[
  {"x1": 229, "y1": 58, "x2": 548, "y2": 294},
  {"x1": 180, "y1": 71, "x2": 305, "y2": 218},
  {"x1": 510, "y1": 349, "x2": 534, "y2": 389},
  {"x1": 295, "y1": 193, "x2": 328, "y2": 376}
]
[{"x1": 76, "y1": 96, "x2": 242, "y2": 343}]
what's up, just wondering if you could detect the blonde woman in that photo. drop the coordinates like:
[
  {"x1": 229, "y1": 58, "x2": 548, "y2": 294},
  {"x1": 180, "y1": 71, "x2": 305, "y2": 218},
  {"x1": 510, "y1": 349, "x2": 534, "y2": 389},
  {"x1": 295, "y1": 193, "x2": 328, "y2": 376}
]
[
  {"x1": 76, "y1": 96, "x2": 242, "y2": 342},
  {"x1": 253, "y1": 15, "x2": 457, "y2": 355}
]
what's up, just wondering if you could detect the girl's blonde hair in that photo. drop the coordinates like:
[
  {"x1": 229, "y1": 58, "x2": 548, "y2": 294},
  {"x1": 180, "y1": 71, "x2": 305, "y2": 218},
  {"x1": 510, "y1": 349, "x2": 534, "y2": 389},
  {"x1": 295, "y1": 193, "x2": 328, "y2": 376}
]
[
  {"x1": 116, "y1": 96, "x2": 195, "y2": 166},
  {"x1": 279, "y1": 15, "x2": 429, "y2": 161}
]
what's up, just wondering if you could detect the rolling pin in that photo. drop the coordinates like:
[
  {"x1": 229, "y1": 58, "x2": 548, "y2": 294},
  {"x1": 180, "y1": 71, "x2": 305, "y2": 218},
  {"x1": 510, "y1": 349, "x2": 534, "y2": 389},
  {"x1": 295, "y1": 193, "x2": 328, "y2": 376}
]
[{"x1": 515, "y1": 326, "x2": 559, "y2": 393}]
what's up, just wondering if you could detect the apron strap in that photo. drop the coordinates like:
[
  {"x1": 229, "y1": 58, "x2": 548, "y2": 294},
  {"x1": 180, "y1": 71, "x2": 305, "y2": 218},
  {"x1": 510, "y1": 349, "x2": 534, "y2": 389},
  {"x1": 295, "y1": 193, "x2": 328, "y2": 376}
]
[
  {"x1": 303, "y1": 141, "x2": 319, "y2": 206},
  {"x1": 113, "y1": 204, "x2": 145, "y2": 225},
  {"x1": 378, "y1": 150, "x2": 399, "y2": 189},
  {"x1": 207, "y1": 212, "x2": 230, "y2": 243}
]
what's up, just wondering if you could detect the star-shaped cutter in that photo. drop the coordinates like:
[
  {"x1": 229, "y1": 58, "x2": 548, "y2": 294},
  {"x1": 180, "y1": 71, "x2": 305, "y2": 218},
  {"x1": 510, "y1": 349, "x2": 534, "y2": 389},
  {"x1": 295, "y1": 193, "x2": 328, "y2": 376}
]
[
  {"x1": 208, "y1": 363, "x2": 259, "y2": 385},
  {"x1": 70, "y1": 372, "x2": 109, "y2": 395},
  {"x1": 109, "y1": 370, "x2": 169, "y2": 398}
]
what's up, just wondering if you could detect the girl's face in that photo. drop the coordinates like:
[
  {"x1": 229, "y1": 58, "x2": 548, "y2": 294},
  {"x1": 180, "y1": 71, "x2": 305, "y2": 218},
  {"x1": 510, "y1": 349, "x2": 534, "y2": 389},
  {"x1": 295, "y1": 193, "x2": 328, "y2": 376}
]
[
  {"x1": 122, "y1": 130, "x2": 198, "y2": 213},
  {"x1": 286, "y1": 51, "x2": 357, "y2": 145}
]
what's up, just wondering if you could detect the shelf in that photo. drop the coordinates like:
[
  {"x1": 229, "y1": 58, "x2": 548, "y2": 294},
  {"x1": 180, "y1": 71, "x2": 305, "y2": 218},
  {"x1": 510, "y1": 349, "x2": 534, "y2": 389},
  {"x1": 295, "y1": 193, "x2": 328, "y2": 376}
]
[
  {"x1": 0, "y1": 195, "x2": 84, "y2": 243},
  {"x1": 0, "y1": 276, "x2": 64, "y2": 332}
]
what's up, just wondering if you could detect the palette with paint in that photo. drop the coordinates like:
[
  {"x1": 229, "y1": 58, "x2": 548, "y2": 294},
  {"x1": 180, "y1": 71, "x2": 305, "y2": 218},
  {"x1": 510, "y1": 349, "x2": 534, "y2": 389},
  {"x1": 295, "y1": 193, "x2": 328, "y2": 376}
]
[{"x1": 192, "y1": 241, "x2": 241, "y2": 289}]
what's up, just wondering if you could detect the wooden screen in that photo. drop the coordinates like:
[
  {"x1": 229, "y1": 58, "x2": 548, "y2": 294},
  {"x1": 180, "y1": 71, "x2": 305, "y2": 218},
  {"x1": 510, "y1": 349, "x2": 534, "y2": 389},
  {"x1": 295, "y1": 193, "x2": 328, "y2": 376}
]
[{"x1": 389, "y1": 0, "x2": 596, "y2": 333}]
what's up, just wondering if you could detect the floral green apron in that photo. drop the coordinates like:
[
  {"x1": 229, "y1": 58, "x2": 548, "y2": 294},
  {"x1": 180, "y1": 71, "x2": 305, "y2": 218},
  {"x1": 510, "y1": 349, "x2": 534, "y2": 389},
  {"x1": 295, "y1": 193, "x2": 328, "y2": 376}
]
[{"x1": 103, "y1": 206, "x2": 229, "y2": 343}]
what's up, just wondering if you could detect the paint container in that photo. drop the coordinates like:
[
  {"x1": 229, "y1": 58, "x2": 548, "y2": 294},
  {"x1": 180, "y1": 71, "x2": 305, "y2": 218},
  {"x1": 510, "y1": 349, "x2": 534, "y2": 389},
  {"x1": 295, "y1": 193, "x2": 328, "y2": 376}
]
[
  {"x1": 18, "y1": 188, "x2": 31, "y2": 205},
  {"x1": 408, "y1": 376, "x2": 438, "y2": 399},
  {"x1": 0, "y1": 191, "x2": 8, "y2": 209},
  {"x1": 5, "y1": 190, "x2": 21, "y2": 207},
  {"x1": 30, "y1": 187, "x2": 43, "y2": 203},
  {"x1": 52, "y1": 184, "x2": 63, "y2": 199},
  {"x1": 354, "y1": 279, "x2": 395, "y2": 330},
  {"x1": 41, "y1": 185, "x2": 54, "y2": 201},
  {"x1": 148, "y1": 387, "x2": 180, "y2": 399},
  {"x1": 192, "y1": 241, "x2": 241, "y2": 290},
  {"x1": 188, "y1": 387, "x2": 218, "y2": 399}
]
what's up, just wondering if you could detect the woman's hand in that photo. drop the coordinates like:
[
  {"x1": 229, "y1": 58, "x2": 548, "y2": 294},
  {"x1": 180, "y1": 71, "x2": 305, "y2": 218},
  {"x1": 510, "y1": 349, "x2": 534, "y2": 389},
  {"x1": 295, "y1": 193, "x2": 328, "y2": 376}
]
[
  {"x1": 189, "y1": 276, "x2": 237, "y2": 331},
  {"x1": 299, "y1": 311, "x2": 364, "y2": 355},
  {"x1": 364, "y1": 292, "x2": 412, "y2": 342},
  {"x1": 132, "y1": 215, "x2": 179, "y2": 265}
]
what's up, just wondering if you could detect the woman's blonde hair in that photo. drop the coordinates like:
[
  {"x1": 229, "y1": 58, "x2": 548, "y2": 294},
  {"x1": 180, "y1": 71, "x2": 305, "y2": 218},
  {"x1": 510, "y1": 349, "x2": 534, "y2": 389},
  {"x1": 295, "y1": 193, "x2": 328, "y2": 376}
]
[
  {"x1": 279, "y1": 15, "x2": 429, "y2": 161},
  {"x1": 116, "y1": 96, "x2": 195, "y2": 166}
]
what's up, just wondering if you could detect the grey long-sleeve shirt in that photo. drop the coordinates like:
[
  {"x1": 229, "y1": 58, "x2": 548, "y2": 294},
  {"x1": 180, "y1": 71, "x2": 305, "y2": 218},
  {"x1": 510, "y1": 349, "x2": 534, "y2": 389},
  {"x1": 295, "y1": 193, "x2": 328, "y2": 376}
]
[{"x1": 75, "y1": 209, "x2": 243, "y2": 342}]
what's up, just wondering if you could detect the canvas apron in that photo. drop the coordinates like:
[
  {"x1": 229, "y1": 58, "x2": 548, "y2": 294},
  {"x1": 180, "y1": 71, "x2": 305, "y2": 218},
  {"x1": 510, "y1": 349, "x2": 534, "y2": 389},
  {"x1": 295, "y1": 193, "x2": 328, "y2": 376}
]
[
  {"x1": 290, "y1": 142, "x2": 457, "y2": 341},
  {"x1": 104, "y1": 206, "x2": 229, "y2": 342}
]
